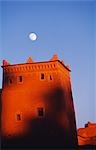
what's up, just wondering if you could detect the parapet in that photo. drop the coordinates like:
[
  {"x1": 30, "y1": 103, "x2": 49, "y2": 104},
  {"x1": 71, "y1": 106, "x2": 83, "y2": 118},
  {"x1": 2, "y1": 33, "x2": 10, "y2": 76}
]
[{"x1": 1, "y1": 54, "x2": 71, "y2": 73}]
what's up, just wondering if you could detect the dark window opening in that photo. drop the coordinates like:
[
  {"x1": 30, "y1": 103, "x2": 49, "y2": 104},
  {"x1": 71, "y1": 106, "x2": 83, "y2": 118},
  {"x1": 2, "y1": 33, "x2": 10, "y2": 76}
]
[
  {"x1": 17, "y1": 114, "x2": 21, "y2": 121},
  {"x1": 41, "y1": 73, "x2": 44, "y2": 79},
  {"x1": 50, "y1": 75, "x2": 52, "y2": 80},
  {"x1": 9, "y1": 79, "x2": 12, "y2": 84},
  {"x1": 19, "y1": 76, "x2": 22, "y2": 82},
  {"x1": 37, "y1": 108, "x2": 44, "y2": 117}
]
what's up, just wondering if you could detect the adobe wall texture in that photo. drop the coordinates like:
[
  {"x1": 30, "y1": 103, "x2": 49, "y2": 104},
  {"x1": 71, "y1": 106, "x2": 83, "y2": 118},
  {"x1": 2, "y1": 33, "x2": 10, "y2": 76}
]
[{"x1": 1, "y1": 56, "x2": 78, "y2": 148}]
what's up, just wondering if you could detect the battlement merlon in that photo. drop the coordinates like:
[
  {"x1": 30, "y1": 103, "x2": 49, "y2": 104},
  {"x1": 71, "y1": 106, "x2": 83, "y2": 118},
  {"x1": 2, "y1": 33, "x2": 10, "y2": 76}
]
[
  {"x1": 1, "y1": 55, "x2": 71, "y2": 73},
  {"x1": 3, "y1": 60, "x2": 10, "y2": 66}
]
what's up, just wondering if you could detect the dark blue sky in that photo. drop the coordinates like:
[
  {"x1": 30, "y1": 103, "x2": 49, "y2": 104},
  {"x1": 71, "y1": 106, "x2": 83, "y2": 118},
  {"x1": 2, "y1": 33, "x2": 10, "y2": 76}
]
[{"x1": 0, "y1": 0, "x2": 95, "y2": 128}]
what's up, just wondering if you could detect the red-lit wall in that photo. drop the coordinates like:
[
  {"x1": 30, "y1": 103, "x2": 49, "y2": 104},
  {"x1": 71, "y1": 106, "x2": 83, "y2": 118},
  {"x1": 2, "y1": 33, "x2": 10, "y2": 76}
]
[{"x1": 1, "y1": 60, "x2": 77, "y2": 147}]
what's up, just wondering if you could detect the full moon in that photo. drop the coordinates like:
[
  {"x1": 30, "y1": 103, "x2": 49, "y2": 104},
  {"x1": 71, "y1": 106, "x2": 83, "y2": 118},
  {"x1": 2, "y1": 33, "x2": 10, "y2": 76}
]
[{"x1": 29, "y1": 32, "x2": 37, "y2": 41}]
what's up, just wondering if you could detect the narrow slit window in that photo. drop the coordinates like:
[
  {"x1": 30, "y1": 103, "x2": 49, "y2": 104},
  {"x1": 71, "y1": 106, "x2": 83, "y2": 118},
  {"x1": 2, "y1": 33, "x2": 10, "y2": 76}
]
[
  {"x1": 37, "y1": 108, "x2": 44, "y2": 117},
  {"x1": 41, "y1": 73, "x2": 44, "y2": 80},
  {"x1": 9, "y1": 79, "x2": 12, "y2": 84},
  {"x1": 19, "y1": 76, "x2": 22, "y2": 82},
  {"x1": 50, "y1": 75, "x2": 52, "y2": 80},
  {"x1": 17, "y1": 114, "x2": 21, "y2": 121}
]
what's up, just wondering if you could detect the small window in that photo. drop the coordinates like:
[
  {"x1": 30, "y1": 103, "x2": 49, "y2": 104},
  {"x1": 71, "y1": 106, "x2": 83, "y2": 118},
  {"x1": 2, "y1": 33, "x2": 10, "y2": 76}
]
[
  {"x1": 41, "y1": 73, "x2": 44, "y2": 80},
  {"x1": 9, "y1": 79, "x2": 12, "y2": 84},
  {"x1": 19, "y1": 76, "x2": 22, "y2": 82},
  {"x1": 17, "y1": 114, "x2": 21, "y2": 121},
  {"x1": 37, "y1": 108, "x2": 44, "y2": 117},
  {"x1": 50, "y1": 75, "x2": 52, "y2": 80}
]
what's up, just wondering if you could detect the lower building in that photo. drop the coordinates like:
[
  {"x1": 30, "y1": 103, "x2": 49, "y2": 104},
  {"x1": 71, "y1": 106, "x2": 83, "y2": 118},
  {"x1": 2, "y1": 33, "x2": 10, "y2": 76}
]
[{"x1": 78, "y1": 122, "x2": 96, "y2": 146}]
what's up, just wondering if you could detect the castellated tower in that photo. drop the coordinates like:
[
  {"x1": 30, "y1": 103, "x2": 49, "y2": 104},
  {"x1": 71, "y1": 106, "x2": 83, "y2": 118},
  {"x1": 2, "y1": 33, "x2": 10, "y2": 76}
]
[{"x1": 1, "y1": 54, "x2": 78, "y2": 148}]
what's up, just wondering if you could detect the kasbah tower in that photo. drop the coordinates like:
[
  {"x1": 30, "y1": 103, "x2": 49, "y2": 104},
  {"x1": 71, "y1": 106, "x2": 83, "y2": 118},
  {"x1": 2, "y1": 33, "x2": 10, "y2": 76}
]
[{"x1": 1, "y1": 54, "x2": 78, "y2": 148}]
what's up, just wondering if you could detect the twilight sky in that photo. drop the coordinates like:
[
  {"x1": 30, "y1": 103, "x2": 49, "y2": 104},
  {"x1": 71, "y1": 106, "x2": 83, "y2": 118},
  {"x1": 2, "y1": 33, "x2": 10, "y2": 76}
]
[{"x1": 0, "y1": 0, "x2": 95, "y2": 128}]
